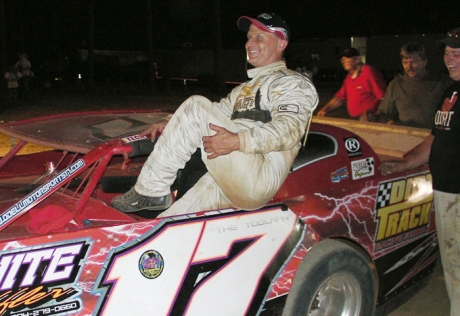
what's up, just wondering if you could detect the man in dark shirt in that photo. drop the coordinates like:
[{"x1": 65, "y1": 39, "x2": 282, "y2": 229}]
[
  {"x1": 378, "y1": 42, "x2": 451, "y2": 128},
  {"x1": 379, "y1": 28, "x2": 459, "y2": 316}
]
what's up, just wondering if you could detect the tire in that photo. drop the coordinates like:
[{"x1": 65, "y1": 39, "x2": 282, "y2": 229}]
[{"x1": 283, "y1": 239, "x2": 377, "y2": 316}]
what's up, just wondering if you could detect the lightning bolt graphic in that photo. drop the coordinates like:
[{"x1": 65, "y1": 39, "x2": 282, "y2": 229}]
[
  {"x1": 301, "y1": 181, "x2": 379, "y2": 253},
  {"x1": 384, "y1": 233, "x2": 438, "y2": 295},
  {"x1": 78, "y1": 222, "x2": 159, "y2": 294},
  {"x1": 268, "y1": 244, "x2": 309, "y2": 299}
]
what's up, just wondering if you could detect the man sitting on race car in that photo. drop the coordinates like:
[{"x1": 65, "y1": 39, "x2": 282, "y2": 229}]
[{"x1": 112, "y1": 13, "x2": 318, "y2": 217}]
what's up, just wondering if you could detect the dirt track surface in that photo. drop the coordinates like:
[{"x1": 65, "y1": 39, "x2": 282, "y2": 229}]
[
  {"x1": 0, "y1": 83, "x2": 341, "y2": 123},
  {"x1": 0, "y1": 87, "x2": 190, "y2": 123}
]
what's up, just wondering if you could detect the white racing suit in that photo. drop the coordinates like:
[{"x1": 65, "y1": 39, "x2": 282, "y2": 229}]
[{"x1": 135, "y1": 61, "x2": 318, "y2": 216}]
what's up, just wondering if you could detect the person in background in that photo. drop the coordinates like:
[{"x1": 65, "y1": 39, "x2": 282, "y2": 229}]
[
  {"x1": 111, "y1": 13, "x2": 318, "y2": 217},
  {"x1": 15, "y1": 52, "x2": 33, "y2": 101},
  {"x1": 317, "y1": 47, "x2": 387, "y2": 121},
  {"x1": 377, "y1": 42, "x2": 452, "y2": 128},
  {"x1": 295, "y1": 66, "x2": 314, "y2": 81},
  {"x1": 4, "y1": 64, "x2": 22, "y2": 105},
  {"x1": 379, "y1": 27, "x2": 460, "y2": 316}
]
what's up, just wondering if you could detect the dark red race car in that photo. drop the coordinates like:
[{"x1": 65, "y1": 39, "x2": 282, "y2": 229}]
[{"x1": 0, "y1": 111, "x2": 436, "y2": 316}]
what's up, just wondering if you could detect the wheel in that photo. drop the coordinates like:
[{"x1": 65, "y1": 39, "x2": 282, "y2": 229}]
[{"x1": 283, "y1": 239, "x2": 377, "y2": 316}]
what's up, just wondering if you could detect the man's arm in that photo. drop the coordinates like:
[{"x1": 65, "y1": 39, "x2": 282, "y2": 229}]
[
  {"x1": 317, "y1": 97, "x2": 343, "y2": 116},
  {"x1": 139, "y1": 116, "x2": 172, "y2": 141},
  {"x1": 369, "y1": 66, "x2": 387, "y2": 101},
  {"x1": 375, "y1": 112, "x2": 394, "y2": 124},
  {"x1": 360, "y1": 66, "x2": 387, "y2": 119},
  {"x1": 379, "y1": 134, "x2": 434, "y2": 175},
  {"x1": 376, "y1": 80, "x2": 397, "y2": 124}
]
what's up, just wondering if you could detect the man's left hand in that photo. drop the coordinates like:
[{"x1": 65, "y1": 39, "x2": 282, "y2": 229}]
[{"x1": 202, "y1": 123, "x2": 240, "y2": 159}]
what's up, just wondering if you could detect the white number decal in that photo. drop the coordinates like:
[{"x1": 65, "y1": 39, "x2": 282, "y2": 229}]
[{"x1": 99, "y1": 208, "x2": 298, "y2": 315}]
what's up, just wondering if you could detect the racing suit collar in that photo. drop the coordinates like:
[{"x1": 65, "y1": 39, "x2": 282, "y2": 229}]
[{"x1": 247, "y1": 61, "x2": 287, "y2": 79}]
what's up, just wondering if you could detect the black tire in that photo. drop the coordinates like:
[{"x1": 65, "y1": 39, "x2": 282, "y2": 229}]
[{"x1": 283, "y1": 239, "x2": 377, "y2": 316}]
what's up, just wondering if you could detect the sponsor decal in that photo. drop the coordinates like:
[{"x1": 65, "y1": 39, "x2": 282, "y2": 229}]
[
  {"x1": 351, "y1": 157, "x2": 374, "y2": 180},
  {"x1": 0, "y1": 159, "x2": 85, "y2": 228},
  {"x1": 139, "y1": 250, "x2": 164, "y2": 279},
  {"x1": 0, "y1": 240, "x2": 90, "y2": 315},
  {"x1": 122, "y1": 134, "x2": 148, "y2": 143},
  {"x1": 434, "y1": 91, "x2": 457, "y2": 130},
  {"x1": 11, "y1": 300, "x2": 81, "y2": 316},
  {"x1": 278, "y1": 104, "x2": 299, "y2": 113},
  {"x1": 234, "y1": 96, "x2": 256, "y2": 112},
  {"x1": 344, "y1": 137, "x2": 362, "y2": 158},
  {"x1": 331, "y1": 167, "x2": 349, "y2": 183},
  {"x1": 374, "y1": 173, "x2": 433, "y2": 251}
]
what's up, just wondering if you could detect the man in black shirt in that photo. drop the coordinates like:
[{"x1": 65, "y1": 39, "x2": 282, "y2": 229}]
[{"x1": 380, "y1": 27, "x2": 460, "y2": 316}]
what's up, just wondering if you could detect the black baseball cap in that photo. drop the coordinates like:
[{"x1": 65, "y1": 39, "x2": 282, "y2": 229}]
[
  {"x1": 341, "y1": 47, "x2": 360, "y2": 58},
  {"x1": 436, "y1": 27, "x2": 460, "y2": 49},
  {"x1": 237, "y1": 13, "x2": 290, "y2": 41}
]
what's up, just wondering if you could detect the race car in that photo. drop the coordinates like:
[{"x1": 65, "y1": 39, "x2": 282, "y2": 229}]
[{"x1": 0, "y1": 111, "x2": 437, "y2": 316}]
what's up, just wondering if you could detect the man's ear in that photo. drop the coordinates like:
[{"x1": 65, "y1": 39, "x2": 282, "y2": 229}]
[{"x1": 278, "y1": 39, "x2": 288, "y2": 51}]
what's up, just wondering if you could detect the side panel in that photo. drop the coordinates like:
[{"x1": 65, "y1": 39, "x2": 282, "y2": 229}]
[
  {"x1": 0, "y1": 207, "x2": 303, "y2": 316},
  {"x1": 296, "y1": 170, "x2": 437, "y2": 306}
]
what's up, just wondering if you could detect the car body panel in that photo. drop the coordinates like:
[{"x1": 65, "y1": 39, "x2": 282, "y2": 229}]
[{"x1": 0, "y1": 111, "x2": 436, "y2": 315}]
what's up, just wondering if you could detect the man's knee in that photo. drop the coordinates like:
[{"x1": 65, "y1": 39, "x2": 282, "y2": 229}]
[
  {"x1": 224, "y1": 184, "x2": 276, "y2": 210},
  {"x1": 182, "y1": 95, "x2": 213, "y2": 110}
]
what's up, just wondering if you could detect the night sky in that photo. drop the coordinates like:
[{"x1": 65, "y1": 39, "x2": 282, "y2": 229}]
[{"x1": 3, "y1": 0, "x2": 460, "y2": 65}]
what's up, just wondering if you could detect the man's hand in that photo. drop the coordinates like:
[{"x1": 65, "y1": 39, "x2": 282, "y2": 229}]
[
  {"x1": 317, "y1": 98, "x2": 342, "y2": 117},
  {"x1": 139, "y1": 119, "x2": 169, "y2": 141},
  {"x1": 379, "y1": 135, "x2": 433, "y2": 176},
  {"x1": 317, "y1": 109, "x2": 327, "y2": 117},
  {"x1": 379, "y1": 160, "x2": 407, "y2": 175},
  {"x1": 202, "y1": 123, "x2": 240, "y2": 159},
  {"x1": 359, "y1": 111, "x2": 377, "y2": 122}
]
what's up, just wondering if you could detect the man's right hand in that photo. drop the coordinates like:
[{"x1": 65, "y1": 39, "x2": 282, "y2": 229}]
[
  {"x1": 379, "y1": 160, "x2": 407, "y2": 175},
  {"x1": 139, "y1": 119, "x2": 169, "y2": 141},
  {"x1": 317, "y1": 109, "x2": 327, "y2": 117}
]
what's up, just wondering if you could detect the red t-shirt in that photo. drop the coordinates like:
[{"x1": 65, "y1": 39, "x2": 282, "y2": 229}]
[{"x1": 335, "y1": 64, "x2": 387, "y2": 117}]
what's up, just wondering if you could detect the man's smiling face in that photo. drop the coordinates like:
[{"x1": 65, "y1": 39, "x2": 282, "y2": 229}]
[
  {"x1": 245, "y1": 24, "x2": 287, "y2": 68},
  {"x1": 444, "y1": 46, "x2": 460, "y2": 81}
]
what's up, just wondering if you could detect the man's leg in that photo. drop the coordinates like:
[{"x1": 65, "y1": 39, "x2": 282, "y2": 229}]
[
  {"x1": 134, "y1": 95, "x2": 240, "y2": 197},
  {"x1": 434, "y1": 191, "x2": 460, "y2": 316},
  {"x1": 159, "y1": 147, "x2": 290, "y2": 216},
  {"x1": 204, "y1": 146, "x2": 290, "y2": 210},
  {"x1": 23, "y1": 76, "x2": 30, "y2": 101},
  {"x1": 113, "y1": 94, "x2": 292, "y2": 214},
  {"x1": 159, "y1": 172, "x2": 233, "y2": 217},
  {"x1": 113, "y1": 95, "x2": 239, "y2": 212}
]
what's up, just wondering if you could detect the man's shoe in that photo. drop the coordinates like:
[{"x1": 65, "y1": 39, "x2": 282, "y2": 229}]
[{"x1": 111, "y1": 187, "x2": 172, "y2": 213}]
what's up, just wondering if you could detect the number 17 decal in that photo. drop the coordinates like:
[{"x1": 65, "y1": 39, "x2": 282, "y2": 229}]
[{"x1": 95, "y1": 207, "x2": 303, "y2": 316}]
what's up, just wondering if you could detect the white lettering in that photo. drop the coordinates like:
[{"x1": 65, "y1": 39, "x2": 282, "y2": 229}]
[
  {"x1": 42, "y1": 244, "x2": 83, "y2": 283},
  {"x1": 21, "y1": 249, "x2": 53, "y2": 287},
  {"x1": 2, "y1": 254, "x2": 25, "y2": 290},
  {"x1": 0, "y1": 159, "x2": 85, "y2": 228},
  {"x1": 0, "y1": 255, "x2": 13, "y2": 288},
  {"x1": 435, "y1": 111, "x2": 454, "y2": 127}
]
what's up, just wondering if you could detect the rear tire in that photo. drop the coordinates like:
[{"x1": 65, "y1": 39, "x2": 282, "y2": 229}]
[{"x1": 283, "y1": 239, "x2": 376, "y2": 316}]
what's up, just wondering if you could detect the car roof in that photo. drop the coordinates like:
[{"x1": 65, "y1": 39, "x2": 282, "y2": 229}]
[{"x1": 0, "y1": 110, "x2": 172, "y2": 153}]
